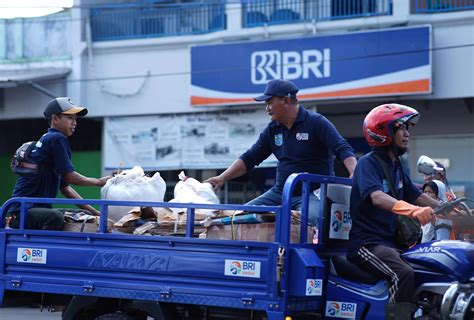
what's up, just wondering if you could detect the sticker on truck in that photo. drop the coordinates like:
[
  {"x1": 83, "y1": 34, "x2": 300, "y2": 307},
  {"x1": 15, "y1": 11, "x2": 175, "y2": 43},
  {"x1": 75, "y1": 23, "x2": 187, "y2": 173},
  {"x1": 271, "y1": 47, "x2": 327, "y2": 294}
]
[
  {"x1": 17, "y1": 248, "x2": 47, "y2": 264},
  {"x1": 325, "y1": 301, "x2": 357, "y2": 318},
  {"x1": 224, "y1": 259, "x2": 261, "y2": 278},
  {"x1": 306, "y1": 279, "x2": 323, "y2": 296}
]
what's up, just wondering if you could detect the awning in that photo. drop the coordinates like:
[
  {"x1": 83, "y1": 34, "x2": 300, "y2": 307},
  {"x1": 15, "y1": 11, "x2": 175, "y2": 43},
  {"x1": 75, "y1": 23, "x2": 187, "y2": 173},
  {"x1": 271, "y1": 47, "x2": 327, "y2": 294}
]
[
  {"x1": 0, "y1": 67, "x2": 71, "y2": 87},
  {"x1": 0, "y1": 67, "x2": 71, "y2": 97}
]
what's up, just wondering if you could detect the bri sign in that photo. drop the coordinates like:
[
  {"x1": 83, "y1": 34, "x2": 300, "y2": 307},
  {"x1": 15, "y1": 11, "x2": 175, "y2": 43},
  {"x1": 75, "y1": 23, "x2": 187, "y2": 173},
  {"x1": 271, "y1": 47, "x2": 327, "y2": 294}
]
[
  {"x1": 224, "y1": 259, "x2": 261, "y2": 278},
  {"x1": 190, "y1": 26, "x2": 431, "y2": 106},
  {"x1": 17, "y1": 247, "x2": 47, "y2": 264}
]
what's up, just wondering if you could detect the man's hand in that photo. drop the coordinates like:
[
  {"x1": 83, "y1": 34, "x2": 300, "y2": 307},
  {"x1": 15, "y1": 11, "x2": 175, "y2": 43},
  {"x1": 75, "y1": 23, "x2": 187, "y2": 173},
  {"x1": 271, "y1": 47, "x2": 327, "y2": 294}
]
[
  {"x1": 392, "y1": 200, "x2": 435, "y2": 225},
  {"x1": 88, "y1": 207, "x2": 100, "y2": 216},
  {"x1": 98, "y1": 175, "x2": 113, "y2": 187},
  {"x1": 204, "y1": 176, "x2": 225, "y2": 191}
]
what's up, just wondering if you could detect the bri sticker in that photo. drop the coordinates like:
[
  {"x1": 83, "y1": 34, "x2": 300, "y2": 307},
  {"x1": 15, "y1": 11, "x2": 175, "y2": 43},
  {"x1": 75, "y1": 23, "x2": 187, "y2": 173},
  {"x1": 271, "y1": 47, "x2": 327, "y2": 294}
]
[
  {"x1": 17, "y1": 248, "x2": 47, "y2": 264},
  {"x1": 325, "y1": 301, "x2": 357, "y2": 318},
  {"x1": 224, "y1": 259, "x2": 261, "y2": 278},
  {"x1": 306, "y1": 279, "x2": 323, "y2": 296}
]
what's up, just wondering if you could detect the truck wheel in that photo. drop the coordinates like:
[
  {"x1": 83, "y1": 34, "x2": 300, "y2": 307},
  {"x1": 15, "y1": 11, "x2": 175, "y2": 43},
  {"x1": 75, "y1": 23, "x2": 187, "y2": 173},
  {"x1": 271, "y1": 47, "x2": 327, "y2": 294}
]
[{"x1": 94, "y1": 313, "x2": 137, "y2": 320}]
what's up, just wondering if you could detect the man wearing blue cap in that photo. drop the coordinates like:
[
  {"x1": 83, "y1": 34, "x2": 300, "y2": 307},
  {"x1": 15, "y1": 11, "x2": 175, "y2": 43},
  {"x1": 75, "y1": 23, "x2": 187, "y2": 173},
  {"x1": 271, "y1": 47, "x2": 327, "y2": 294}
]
[
  {"x1": 206, "y1": 79, "x2": 356, "y2": 226},
  {"x1": 7, "y1": 97, "x2": 112, "y2": 231}
]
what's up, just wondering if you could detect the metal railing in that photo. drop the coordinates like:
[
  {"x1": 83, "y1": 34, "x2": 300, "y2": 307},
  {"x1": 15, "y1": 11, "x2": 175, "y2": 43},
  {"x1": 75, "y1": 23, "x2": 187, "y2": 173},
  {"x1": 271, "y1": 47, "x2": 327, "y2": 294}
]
[
  {"x1": 0, "y1": 13, "x2": 71, "y2": 63},
  {"x1": 242, "y1": 0, "x2": 392, "y2": 28},
  {"x1": 90, "y1": 1, "x2": 226, "y2": 42},
  {"x1": 414, "y1": 0, "x2": 474, "y2": 13}
]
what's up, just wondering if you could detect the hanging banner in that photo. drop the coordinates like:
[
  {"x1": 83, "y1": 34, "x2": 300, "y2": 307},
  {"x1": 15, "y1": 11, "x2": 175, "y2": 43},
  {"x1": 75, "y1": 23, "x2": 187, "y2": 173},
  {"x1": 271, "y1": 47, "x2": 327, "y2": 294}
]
[
  {"x1": 191, "y1": 26, "x2": 431, "y2": 106},
  {"x1": 103, "y1": 109, "x2": 277, "y2": 171}
]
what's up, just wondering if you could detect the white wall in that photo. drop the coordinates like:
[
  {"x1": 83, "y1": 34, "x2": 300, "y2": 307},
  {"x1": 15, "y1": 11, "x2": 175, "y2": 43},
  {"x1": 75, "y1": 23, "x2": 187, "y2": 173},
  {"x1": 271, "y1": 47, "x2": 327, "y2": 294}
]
[
  {"x1": 83, "y1": 44, "x2": 190, "y2": 116},
  {"x1": 429, "y1": 23, "x2": 474, "y2": 99}
]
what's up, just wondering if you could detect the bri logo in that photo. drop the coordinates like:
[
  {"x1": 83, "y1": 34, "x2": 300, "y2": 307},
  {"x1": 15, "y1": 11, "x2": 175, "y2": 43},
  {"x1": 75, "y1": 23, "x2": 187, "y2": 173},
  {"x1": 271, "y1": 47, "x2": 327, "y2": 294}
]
[
  {"x1": 332, "y1": 210, "x2": 343, "y2": 232},
  {"x1": 250, "y1": 49, "x2": 331, "y2": 84},
  {"x1": 229, "y1": 261, "x2": 241, "y2": 275},
  {"x1": 327, "y1": 302, "x2": 341, "y2": 316},
  {"x1": 21, "y1": 248, "x2": 32, "y2": 262},
  {"x1": 224, "y1": 259, "x2": 261, "y2": 278},
  {"x1": 17, "y1": 247, "x2": 47, "y2": 264},
  {"x1": 306, "y1": 279, "x2": 323, "y2": 296},
  {"x1": 325, "y1": 301, "x2": 357, "y2": 318}
]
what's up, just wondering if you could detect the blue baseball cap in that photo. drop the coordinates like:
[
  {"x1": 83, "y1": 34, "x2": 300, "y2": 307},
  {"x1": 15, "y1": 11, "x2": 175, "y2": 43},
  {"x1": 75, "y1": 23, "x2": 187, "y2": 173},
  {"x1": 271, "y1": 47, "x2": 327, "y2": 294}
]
[{"x1": 254, "y1": 79, "x2": 299, "y2": 102}]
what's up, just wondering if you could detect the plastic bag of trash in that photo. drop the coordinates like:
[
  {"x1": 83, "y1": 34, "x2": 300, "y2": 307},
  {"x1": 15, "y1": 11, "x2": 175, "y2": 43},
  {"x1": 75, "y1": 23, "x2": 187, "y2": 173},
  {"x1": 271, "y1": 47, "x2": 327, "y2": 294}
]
[
  {"x1": 168, "y1": 171, "x2": 219, "y2": 216},
  {"x1": 101, "y1": 166, "x2": 166, "y2": 222}
]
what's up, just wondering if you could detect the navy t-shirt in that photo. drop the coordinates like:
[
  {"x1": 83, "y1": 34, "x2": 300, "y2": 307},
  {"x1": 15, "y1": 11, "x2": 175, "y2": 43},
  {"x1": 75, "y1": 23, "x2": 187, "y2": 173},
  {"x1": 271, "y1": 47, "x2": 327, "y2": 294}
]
[
  {"x1": 240, "y1": 106, "x2": 355, "y2": 191},
  {"x1": 347, "y1": 152, "x2": 421, "y2": 257},
  {"x1": 9, "y1": 128, "x2": 74, "y2": 213}
]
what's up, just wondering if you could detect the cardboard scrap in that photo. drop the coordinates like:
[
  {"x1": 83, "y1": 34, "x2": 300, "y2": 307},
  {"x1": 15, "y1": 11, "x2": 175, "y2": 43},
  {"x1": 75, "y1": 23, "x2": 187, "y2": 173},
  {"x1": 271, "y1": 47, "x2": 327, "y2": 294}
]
[{"x1": 206, "y1": 223, "x2": 316, "y2": 243}]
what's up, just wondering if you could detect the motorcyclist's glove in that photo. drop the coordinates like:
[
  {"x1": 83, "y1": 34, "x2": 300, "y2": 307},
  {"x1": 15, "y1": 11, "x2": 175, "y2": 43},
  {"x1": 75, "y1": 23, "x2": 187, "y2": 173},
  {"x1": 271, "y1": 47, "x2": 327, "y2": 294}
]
[{"x1": 392, "y1": 200, "x2": 434, "y2": 225}]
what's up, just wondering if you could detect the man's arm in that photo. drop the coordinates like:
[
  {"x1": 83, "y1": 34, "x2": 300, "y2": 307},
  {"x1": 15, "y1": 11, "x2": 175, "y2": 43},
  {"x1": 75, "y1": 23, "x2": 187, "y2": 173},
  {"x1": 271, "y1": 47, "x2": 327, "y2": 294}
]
[
  {"x1": 370, "y1": 190, "x2": 399, "y2": 211},
  {"x1": 343, "y1": 156, "x2": 357, "y2": 178},
  {"x1": 63, "y1": 171, "x2": 111, "y2": 187},
  {"x1": 370, "y1": 190, "x2": 434, "y2": 225},
  {"x1": 60, "y1": 185, "x2": 100, "y2": 216},
  {"x1": 414, "y1": 193, "x2": 441, "y2": 208},
  {"x1": 205, "y1": 159, "x2": 247, "y2": 191}
]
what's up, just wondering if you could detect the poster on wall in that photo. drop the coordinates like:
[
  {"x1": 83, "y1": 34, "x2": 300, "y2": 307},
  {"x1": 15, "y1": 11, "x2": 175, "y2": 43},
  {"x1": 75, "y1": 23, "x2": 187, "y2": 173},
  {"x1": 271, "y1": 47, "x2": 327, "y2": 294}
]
[
  {"x1": 103, "y1": 109, "x2": 277, "y2": 171},
  {"x1": 191, "y1": 26, "x2": 431, "y2": 106}
]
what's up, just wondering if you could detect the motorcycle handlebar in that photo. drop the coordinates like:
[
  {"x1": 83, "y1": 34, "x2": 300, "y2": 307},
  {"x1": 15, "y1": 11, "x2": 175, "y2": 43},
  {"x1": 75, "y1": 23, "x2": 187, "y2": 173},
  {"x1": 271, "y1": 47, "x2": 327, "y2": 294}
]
[{"x1": 433, "y1": 198, "x2": 473, "y2": 217}]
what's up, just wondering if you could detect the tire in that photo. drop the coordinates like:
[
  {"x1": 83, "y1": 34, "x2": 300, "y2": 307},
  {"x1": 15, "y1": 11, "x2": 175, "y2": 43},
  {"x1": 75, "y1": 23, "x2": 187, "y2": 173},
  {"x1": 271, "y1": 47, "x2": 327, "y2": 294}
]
[{"x1": 94, "y1": 313, "x2": 137, "y2": 320}]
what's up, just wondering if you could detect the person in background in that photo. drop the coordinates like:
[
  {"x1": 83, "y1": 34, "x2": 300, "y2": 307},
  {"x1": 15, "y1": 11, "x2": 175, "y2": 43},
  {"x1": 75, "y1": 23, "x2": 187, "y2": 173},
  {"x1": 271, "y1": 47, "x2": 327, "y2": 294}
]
[
  {"x1": 417, "y1": 155, "x2": 455, "y2": 200},
  {"x1": 347, "y1": 103, "x2": 441, "y2": 320},
  {"x1": 205, "y1": 79, "x2": 357, "y2": 226},
  {"x1": 7, "y1": 97, "x2": 112, "y2": 231},
  {"x1": 421, "y1": 180, "x2": 453, "y2": 242}
]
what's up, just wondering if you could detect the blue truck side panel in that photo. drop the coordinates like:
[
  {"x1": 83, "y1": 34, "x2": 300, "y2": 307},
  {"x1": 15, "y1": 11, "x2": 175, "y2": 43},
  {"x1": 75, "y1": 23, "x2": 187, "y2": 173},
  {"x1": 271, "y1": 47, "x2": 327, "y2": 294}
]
[{"x1": 0, "y1": 174, "x2": 353, "y2": 318}]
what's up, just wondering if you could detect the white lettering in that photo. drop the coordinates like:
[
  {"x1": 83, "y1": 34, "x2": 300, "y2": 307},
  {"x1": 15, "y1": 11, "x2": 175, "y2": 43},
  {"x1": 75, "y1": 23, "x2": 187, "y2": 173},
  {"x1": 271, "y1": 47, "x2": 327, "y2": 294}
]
[
  {"x1": 251, "y1": 49, "x2": 330, "y2": 84},
  {"x1": 282, "y1": 51, "x2": 302, "y2": 80},
  {"x1": 418, "y1": 246, "x2": 441, "y2": 253}
]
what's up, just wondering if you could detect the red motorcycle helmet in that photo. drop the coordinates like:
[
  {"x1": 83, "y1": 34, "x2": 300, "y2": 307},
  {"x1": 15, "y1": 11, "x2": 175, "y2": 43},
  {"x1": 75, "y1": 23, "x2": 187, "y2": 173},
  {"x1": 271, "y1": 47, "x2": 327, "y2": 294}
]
[{"x1": 363, "y1": 103, "x2": 419, "y2": 147}]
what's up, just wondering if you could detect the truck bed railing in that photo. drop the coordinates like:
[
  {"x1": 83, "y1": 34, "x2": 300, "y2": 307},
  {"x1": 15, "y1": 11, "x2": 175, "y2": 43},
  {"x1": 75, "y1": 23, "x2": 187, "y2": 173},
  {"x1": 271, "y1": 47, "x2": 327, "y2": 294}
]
[{"x1": 0, "y1": 173, "x2": 352, "y2": 318}]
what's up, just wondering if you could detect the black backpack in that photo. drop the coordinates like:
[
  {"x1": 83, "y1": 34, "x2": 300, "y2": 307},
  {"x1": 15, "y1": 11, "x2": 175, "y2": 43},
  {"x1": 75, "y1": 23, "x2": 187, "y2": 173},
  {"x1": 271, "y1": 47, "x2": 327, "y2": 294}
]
[
  {"x1": 10, "y1": 141, "x2": 39, "y2": 175},
  {"x1": 373, "y1": 153, "x2": 422, "y2": 249}
]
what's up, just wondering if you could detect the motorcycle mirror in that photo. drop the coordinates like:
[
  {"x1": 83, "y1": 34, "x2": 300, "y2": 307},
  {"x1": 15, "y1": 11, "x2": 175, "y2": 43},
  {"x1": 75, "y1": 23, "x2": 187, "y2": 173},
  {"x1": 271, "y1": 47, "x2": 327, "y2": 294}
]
[
  {"x1": 417, "y1": 155, "x2": 445, "y2": 176},
  {"x1": 417, "y1": 155, "x2": 437, "y2": 175}
]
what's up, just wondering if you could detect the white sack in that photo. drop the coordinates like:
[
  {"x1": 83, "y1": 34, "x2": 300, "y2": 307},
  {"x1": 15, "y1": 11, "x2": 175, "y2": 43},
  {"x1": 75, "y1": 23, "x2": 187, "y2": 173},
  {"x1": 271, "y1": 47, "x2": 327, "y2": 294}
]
[
  {"x1": 101, "y1": 166, "x2": 166, "y2": 222},
  {"x1": 169, "y1": 171, "x2": 219, "y2": 216}
]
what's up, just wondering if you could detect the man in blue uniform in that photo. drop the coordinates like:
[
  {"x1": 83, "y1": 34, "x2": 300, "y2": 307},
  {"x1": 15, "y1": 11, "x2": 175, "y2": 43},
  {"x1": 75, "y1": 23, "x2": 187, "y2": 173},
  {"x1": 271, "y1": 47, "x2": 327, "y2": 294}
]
[
  {"x1": 8, "y1": 97, "x2": 111, "y2": 231},
  {"x1": 206, "y1": 79, "x2": 357, "y2": 225},
  {"x1": 347, "y1": 104, "x2": 441, "y2": 319}
]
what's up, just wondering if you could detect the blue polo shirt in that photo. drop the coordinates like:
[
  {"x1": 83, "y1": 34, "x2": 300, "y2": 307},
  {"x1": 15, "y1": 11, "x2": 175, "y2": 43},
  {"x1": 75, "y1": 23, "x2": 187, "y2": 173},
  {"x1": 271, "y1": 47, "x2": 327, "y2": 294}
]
[
  {"x1": 347, "y1": 152, "x2": 421, "y2": 257},
  {"x1": 9, "y1": 128, "x2": 74, "y2": 213},
  {"x1": 240, "y1": 106, "x2": 355, "y2": 190}
]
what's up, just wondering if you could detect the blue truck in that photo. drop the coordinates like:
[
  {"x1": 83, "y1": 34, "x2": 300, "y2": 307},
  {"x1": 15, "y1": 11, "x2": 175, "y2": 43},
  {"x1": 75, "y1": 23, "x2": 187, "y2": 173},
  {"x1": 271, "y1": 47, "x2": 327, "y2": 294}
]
[{"x1": 1, "y1": 173, "x2": 473, "y2": 320}]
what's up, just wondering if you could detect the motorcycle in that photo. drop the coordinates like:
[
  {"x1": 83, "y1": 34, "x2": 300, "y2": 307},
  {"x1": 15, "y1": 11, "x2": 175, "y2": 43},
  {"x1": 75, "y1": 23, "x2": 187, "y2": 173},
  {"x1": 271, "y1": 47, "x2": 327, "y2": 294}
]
[{"x1": 325, "y1": 197, "x2": 474, "y2": 320}]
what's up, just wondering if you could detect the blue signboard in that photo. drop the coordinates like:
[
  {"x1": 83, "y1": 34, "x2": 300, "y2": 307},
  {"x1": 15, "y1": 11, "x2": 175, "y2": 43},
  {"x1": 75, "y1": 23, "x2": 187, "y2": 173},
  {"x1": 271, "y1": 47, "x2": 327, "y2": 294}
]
[{"x1": 191, "y1": 26, "x2": 431, "y2": 106}]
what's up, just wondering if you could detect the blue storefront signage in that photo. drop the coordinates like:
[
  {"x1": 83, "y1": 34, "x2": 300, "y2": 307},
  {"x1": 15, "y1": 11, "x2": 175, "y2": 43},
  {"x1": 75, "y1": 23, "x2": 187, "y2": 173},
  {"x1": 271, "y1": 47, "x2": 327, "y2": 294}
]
[{"x1": 191, "y1": 26, "x2": 431, "y2": 106}]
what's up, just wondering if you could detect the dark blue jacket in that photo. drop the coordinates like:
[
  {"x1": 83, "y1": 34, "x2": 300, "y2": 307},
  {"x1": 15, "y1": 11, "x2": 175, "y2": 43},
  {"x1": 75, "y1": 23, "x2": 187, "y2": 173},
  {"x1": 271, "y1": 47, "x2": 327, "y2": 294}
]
[
  {"x1": 9, "y1": 128, "x2": 74, "y2": 213},
  {"x1": 347, "y1": 151, "x2": 421, "y2": 256},
  {"x1": 240, "y1": 106, "x2": 355, "y2": 190}
]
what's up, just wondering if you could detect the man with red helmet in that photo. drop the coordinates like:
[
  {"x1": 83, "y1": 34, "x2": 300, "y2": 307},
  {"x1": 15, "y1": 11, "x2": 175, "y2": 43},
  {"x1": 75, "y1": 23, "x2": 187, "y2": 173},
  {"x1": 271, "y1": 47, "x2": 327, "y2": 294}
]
[{"x1": 347, "y1": 103, "x2": 441, "y2": 319}]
